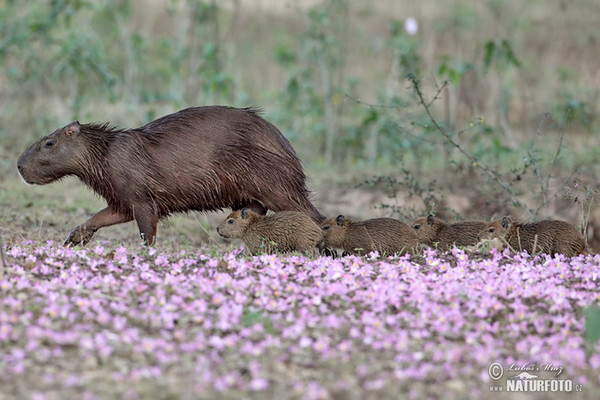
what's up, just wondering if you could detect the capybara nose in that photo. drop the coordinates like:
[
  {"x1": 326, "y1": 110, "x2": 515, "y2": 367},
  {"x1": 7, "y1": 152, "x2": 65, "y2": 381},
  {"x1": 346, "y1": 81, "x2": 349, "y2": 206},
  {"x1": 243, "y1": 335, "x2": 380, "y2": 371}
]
[
  {"x1": 216, "y1": 226, "x2": 220, "y2": 234},
  {"x1": 17, "y1": 152, "x2": 27, "y2": 173}
]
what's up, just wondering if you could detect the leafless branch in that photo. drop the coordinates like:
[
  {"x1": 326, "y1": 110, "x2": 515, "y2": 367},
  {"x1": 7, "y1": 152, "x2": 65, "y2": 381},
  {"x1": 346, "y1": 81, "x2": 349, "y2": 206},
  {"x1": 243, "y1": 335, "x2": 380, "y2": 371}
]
[
  {"x1": 408, "y1": 74, "x2": 518, "y2": 200},
  {"x1": 0, "y1": 234, "x2": 5, "y2": 280}
]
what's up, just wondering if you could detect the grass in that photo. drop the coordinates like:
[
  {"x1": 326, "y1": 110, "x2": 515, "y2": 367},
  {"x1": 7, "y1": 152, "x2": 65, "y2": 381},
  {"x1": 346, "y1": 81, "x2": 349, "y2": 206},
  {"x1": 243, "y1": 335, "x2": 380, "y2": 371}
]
[
  {"x1": 1, "y1": 167, "x2": 599, "y2": 399},
  {"x1": 1, "y1": 2, "x2": 600, "y2": 398}
]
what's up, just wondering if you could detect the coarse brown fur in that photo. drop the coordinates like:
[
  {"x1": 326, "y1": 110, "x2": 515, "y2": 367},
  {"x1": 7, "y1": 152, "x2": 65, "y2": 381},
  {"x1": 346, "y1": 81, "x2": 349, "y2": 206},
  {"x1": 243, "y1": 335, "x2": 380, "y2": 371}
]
[
  {"x1": 478, "y1": 217, "x2": 588, "y2": 257},
  {"x1": 217, "y1": 209, "x2": 324, "y2": 256},
  {"x1": 17, "y1": 106, "x2": 324, "y2": 246},
  {"x1": 320, "y1": 215, "x2": 419, "y2": 256},
  {"x1": 411, "y1": 214, "x2": 486, "y2": 250}
]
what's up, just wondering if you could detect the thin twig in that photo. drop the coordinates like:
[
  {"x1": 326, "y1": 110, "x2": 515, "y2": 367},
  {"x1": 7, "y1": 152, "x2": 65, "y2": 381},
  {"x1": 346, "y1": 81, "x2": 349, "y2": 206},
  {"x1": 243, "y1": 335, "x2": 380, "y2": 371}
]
[
  {"x1": 527, "y1": 113, "x2": 552, "y2": 200},
  {"x1": 408, "y1": 74, "x2": 517, "y2": 198},
  {"x1": 427, "y1": 76, "x2": 447, "y2": 109},
  {"x1": 500, "y1": 237, "x2": 516, "y2": 253},
  {"x1": 531, "y1": 111, "x2": 569, "y2": 217},
  {"x1": 390, "y1": 121, "x2": 438, "y2": 145},
  {"x1": 344, "y1": 93, "x2": 407, "y2": 110},
  {"x1": 515, "y1": 227, "x2": 523, "y2": 253},
  {"x1": 551, "y1": 166, "x2": 582, "y2": 198},
  {"x1": 583, "y1": 193, "x2": 596, "y2": 246},
  {"x1": 0, "y1": 234, "x2": 5, "y2": 281}
]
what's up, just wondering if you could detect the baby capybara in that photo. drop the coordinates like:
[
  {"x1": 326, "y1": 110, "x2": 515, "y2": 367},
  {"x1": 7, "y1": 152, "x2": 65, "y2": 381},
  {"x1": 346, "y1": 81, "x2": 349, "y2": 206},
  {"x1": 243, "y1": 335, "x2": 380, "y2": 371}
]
[
  {"x1": 17, "y1": 106, "x2": 324, "y2": 246},
  {"x1": 217, "y1": 209, "x2": 324, "y2": 256},
  {"x1": 320, "y1": 215, "x2": 419, "y2": 256},
  {"x1": 411, "y1": 214, "x2": 486, "y2": 250},
  {"x1": 478, "y1": 217, "x2": 587, "y2": 257}
]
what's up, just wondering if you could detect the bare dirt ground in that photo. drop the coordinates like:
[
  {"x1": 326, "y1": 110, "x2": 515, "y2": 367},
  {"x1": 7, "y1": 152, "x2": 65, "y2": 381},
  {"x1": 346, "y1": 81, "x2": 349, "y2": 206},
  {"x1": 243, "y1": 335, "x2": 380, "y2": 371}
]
[{"x1": 3, "y1": 170, "x2": 599, "y2": 253}]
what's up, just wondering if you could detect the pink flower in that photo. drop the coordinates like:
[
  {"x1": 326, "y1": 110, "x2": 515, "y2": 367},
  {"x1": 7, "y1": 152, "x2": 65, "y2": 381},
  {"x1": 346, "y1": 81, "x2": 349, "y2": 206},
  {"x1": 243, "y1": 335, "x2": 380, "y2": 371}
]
[{"x1": 249, "y1": 377, "x2": 269, "y2": 391}]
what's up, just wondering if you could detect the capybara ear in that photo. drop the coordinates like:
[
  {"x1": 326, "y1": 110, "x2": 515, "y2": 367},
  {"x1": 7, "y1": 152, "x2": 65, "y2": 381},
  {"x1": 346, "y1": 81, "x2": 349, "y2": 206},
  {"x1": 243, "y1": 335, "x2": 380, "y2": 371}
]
[
  {"x1": 336, "y1": 215, "x2": 345, "y2": 226},
  {"x1": 241, "y1": 208, "x2": 250, "y2": 219},
  {"x1": 427, "y1": 214, "x2": 434, "y2": 226},
  {"x1": 501, "y1": 216, "x2": 512, "y2": 228},
  {"x1": 65, "y1": 121, "x2": 81, "y2": 137}
]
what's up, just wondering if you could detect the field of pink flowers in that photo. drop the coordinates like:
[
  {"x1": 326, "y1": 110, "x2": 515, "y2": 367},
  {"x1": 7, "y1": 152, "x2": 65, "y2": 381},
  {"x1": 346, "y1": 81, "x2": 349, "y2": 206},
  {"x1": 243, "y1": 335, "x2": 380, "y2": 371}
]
[{"x1": 1, "y1": 241, "x2": 599, "y2": 399}]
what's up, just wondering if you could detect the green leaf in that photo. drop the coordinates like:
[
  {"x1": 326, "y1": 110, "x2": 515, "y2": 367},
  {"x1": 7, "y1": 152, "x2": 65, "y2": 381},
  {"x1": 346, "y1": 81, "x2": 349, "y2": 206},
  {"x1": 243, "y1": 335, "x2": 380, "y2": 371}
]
[
  {"x1": 483, "y1": 40, "x2": 495, "y2": 69},
  {"x1": 274, "y1": 43, "x2": 296, "y2": 66},
  {"x1": 241, "y1": 309, "x2": 275, "y2": 333},
  {"x1": 241, "y1": 309, "x2": 264, "y2": 327},
  {"x1": 585, "y1": 305, "x2": 600, "y2": 354},
  {"x1": 483, "y1": 39, "x2": 521, "y2": 70},
  {"x1": 362, "y1": 109, "x2": 379, "y2": 125},
  {"x1": 501, "y1": 39, "x2": 521, "y2": 67}
]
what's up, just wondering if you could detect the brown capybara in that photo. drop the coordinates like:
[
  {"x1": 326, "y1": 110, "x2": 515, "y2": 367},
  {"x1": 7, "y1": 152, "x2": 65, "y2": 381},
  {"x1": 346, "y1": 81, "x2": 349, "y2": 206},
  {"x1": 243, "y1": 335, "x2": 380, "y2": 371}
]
[
  {"x1": 478, "y1": 216, "x2": 587, "y2": 257},
  {"x1": 17, "y1": 106, "x2": 324, "y2": 246},
  {"x1": 217, "y1": 209, "x2": 324, "y2": 256},
  {"x1": 411, "y1": 214, "x2": 486, "y2": 250},
  {"x1": 320, "y1": 215, "x2": 419, "y2": 256}
]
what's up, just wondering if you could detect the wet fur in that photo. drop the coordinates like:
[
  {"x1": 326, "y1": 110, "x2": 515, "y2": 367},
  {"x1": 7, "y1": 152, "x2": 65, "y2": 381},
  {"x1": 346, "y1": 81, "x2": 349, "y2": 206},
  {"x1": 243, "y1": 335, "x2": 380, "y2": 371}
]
[
  {"x1": 217, "y1": 209, "x2": 324, "y2": 256},
  {"x1": 18, "y1": 106, "x2": 324, "y2": 245},
  {"x1": 411, "y1": 215, "x2": 486, "y2": 250},
  {"x1": 479, "y1": 218, "x2": 587, "y2": 257},
  {"x1": 320, "y1": 216, "x2": 419, "y2": 256}
]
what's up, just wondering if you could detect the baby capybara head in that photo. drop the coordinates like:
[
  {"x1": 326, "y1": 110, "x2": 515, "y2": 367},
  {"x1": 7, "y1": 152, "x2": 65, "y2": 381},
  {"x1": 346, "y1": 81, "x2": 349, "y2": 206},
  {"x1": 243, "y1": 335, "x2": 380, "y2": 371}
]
[
  {"x1": 217, "y1": 208, "x2": 257, "y2": 239},
  {"x1": 320, "y1": 215, "x2": 350, "y2": 248},
  {"x1": 411, "y1": 214, "x2": 439, "y2": 243},
  {"x1": 478, "y1": 216, "x2": 512, "y2": 241},
  {"x1": 17, "y1": 121, "x2": 87, "y2": 185}
]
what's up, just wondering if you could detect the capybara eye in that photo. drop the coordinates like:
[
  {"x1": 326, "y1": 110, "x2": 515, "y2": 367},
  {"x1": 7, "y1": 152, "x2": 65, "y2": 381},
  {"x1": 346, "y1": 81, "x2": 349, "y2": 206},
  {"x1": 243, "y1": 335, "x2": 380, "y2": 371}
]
[
  {"x1": 413, "y1": 225, "x2": 420, "y2": 230},
  {"x1": 45, "y1": 140, "x2": 56, "y2": 148},
  {"x1": 227, "y1": 219, "x2": 234, "y2": 224},
  {"x1": 322, "y1": 225, "x2": 330, "y2": 231},
  {"x1": 489, "y1": 228, "x2": 495, "y2": 233}
]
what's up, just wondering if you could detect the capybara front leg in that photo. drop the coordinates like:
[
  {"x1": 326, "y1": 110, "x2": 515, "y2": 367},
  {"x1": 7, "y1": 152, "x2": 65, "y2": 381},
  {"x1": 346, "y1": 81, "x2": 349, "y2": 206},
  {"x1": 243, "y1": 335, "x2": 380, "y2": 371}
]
[{"x1": 64, "y1": 207, "x2": 133, "y2": 247}]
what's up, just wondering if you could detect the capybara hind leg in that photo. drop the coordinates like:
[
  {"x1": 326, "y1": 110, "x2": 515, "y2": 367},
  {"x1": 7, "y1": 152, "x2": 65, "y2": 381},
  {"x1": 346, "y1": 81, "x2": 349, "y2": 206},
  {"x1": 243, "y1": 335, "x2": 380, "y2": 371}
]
[
  {"x1": 64, "y1": 207, "x2": 133, "y2": 247},
  {"x1": 134, "y1": 210, "x2": 159, "y2": 246}
]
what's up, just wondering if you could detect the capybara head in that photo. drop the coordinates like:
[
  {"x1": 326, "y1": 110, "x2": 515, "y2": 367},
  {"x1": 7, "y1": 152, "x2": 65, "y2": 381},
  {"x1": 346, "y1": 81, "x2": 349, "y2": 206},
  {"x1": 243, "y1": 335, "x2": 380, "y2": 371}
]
[
  {"x1": 320, "y1": 215, "x2": 349, "y2": 248},
  {"x1": 17, "y1": 121, "x2": 87, "y2": 185},
  {"x1": 217, "y1": 208, "x2": 258, "y2": 239},
  {"x1": 411, "y1": 214, "x2": 439, "y2": 243},
  {"x1": 478, "y1": 216, "x2": 512, "y2": 241}
]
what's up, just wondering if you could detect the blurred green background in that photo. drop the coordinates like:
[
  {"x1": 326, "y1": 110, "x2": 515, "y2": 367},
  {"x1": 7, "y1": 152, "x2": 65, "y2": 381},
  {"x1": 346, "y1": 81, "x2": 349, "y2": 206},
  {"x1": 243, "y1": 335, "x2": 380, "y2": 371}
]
[{"x1": 1, "y1": 0, "x2": 600, "y2": 248}]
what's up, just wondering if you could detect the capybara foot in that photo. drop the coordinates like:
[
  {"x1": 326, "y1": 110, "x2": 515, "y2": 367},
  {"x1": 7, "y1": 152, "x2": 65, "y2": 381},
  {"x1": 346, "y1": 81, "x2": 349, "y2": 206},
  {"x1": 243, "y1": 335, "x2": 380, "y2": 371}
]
[{"x1": 64, "y1": 225, "x2": 95, "y2": 247}]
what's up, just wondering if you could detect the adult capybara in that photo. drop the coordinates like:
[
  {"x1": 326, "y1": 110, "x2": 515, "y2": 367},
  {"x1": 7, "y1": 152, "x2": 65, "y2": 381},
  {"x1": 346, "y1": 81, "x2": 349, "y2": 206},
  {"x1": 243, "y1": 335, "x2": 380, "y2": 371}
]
[
  {"x1": 17, "y1": 106, "x2": 324, "y2": 246},
  {"x1": 478, "y1": 216, "x2": 587, "y2": 257},
  {"x1": 411, "y1": 214, "x2": 486, "y2": 250},
  {"x1": 217, "y1": 209, "x2": 324, "y2": 256},
  {"x1": 320, "y1": 215, "x2": 419, "y2": 256}
]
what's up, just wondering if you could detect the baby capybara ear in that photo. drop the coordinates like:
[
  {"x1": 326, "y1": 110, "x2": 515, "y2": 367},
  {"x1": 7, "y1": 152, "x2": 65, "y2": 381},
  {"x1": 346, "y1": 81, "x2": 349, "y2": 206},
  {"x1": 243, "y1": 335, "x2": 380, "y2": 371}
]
[
  {"x1": 241, "y1": 208, "x2": 250, "y2": 219},
  {"x1": 336, "y1": 215, "x2": 345, "y2": 226},
  {"x1": 501, "y1": 216, "x2": 512, "y2": 228},
  {"x1": 65, "y1": 121, "x2": 81, "y2": 136},
  {"x1": 427, "y1": 214, "x2": 434, "y2": 226}
]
